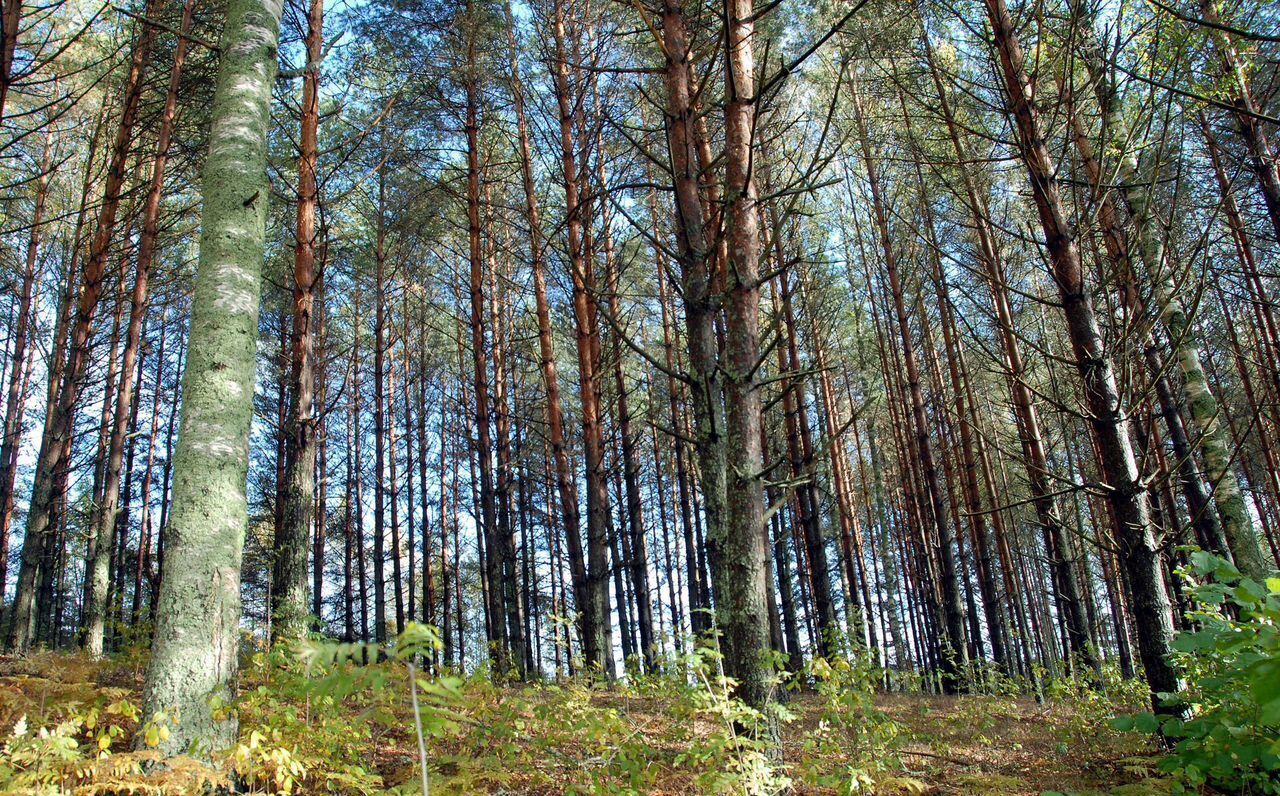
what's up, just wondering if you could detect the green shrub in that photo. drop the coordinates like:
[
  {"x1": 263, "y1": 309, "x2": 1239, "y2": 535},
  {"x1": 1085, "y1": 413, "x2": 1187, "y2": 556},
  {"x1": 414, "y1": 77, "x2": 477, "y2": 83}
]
[{"x1": 1112, "y1": 551, "x2": 1280, "y2": 793}]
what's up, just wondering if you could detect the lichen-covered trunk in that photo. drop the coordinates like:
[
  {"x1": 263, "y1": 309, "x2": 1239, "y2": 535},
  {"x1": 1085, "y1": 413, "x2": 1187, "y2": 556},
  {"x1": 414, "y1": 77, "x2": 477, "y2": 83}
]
[
  {"x1": 1070, "y1": 0, "x2": 1269, "y2": 577},
  {"x1": 1062, "y1": 88, "x2": 1229, "y2": 567},
  {"x1": 984, "y1": 0, "x2": 1180, "y2": 711},
  {"x1": 140, "y1": 0, "x2": 281, "y2": 755}
]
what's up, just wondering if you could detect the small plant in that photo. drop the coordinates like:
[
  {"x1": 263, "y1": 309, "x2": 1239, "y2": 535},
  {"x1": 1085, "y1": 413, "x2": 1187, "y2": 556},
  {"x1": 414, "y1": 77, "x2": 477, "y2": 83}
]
[
  {"x1": 794, "y1": 653, "x2": 907, "y2": 794},
  {"x1": 287, "y1": 622, "x2": 464, "y2": 794},
  {"x1": 0, "y1": 715, "x2": 83, "y2": 794},
  {"x1": 1111, "y1": 551, "x2": 1280, "y2": 793},
  {"x1": 669, "y1": 645, "x2": 793, "y2": 795}
]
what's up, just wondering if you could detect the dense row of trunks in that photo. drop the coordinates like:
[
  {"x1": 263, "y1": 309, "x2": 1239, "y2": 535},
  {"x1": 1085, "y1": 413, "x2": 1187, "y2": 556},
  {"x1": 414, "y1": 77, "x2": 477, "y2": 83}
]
[{"x1": 0, "y1": 0, "x2": 1275, "y2": 753}]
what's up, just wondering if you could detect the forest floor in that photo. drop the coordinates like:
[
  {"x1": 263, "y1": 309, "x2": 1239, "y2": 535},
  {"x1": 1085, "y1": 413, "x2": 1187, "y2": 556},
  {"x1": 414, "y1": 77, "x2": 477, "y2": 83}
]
[{"x1": 0, "y1": 650, "x2": 1173, "y2": 795}]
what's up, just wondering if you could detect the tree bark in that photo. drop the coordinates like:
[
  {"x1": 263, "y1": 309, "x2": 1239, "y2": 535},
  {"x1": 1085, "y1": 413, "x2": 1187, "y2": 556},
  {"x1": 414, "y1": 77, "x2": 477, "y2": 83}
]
[
  {"x1": 7, "y1": 0, "x2": 158, "y2": 652},
  {"x1": 716, "y1": 0, "x2": 774, "y2": 717},
  {"x1": 272, "y1": 0, "x2": 324, "y2": 641},
  {"x1": 657, "y1": 0, "x2": 723, "y2": 640},
  {"x1": 140, "y1": 0, "x2": 282, "y2": 754},
  {"x1": 983, "y1": 0, "x2": 1180, "y2": 711}
]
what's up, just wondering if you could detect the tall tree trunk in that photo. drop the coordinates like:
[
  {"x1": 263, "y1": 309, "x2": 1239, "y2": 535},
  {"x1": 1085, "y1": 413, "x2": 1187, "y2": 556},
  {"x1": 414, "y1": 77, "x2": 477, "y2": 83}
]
[
  {"x1": 272, "y1": 0, "x2": 324, "y2": 641},
  {"x1": 132, "y1": 312, "x2": 167, "y2": 624},
  {"x1": 1200, "y1": 112, "x2": 1280, "y2": 402},
  {"x1": 83, "y1": 0, "x2": 196, "y2": 656},
  {"x1": 802, "y1": 280, "x2": 879, "y2": 655},
  {"x1": 922, "y1": 33, "x2": 1097, "y2": 673},
  {"x1": 0, "y1": 0, "x2": 17, "y2": 119},
  {"x1": 861, "y1": 418, "x2": 910, "y2": 674},
  {"x1": 486, "y1": 192, "x2": 525, "y2": 675},
  {"x1": 372, "y1": 171, "x2": 390, "y2": 643},
  {"x1": 1069, "y1": 1, "x2": 1269, "y2": 577},
  {"x1": 110, "y1": 332, "x2": 146, "y2": 639},
  {"x1": 982, "y1": 0, "x2": 1180, "y2": 711},
  {"x1": 849, "y1": 75, "x2": 968, "y2": 690},
  {"x1": 769, "y1": 272, "x2": 837, "y2": 655},
  {"x1": 0, "y1": 126, "x2": 51, "y2": 624},
  {"x1": 462, "y1": 51, "x2": 507, "y2": 663},
  {"x1": 600, "y1": 164, "x2": 657, "y2": 672},
  {"x1": 150, "y1": 310, "x2": 186, "y2": 626},
  {"x1": 653, "y1": 237, "x2": 703, "y2": 644},
  {"x1": 343, "y1": 352, "x2": 357, "y2": 642},
  {"x1": 417, "y1": 300, "x2": 433, "y2": 637},
  {"x1": 351, "y1": 286, "x2": 370, "y2": 642},
  {"x1": 1194, "y1": 0, "x2": 1280, "y2": 242},
  {"x1": 505, "y1": 0, "x2": 589, "y2": 665},
  {"x1": 716, "y1": 0, "x2": 774, "y2": 716},
  {"x1": 313, "y1": 267, "x2": 328, "y2": 626},
  {"x1": 887, "y1": 73, "x2": 1008, "y2": 669},
  {"x1": 549, "y1": 0, "x2": 611, "y2": 676},
  {"x1": 7, "y1": 1, "x2": 157, "y2": 652},
  {"x1": 1062, "y1": 86, "x2": 1228, "y2": 565},
  {"x1": 657, "y1": 0, "x2": 722, "y2": 639},
  {"x1": 140, "y1": 0, "x2": 282, "y2": 754},
  {"x1": 387, "y1": 316, "x2": 405, "y2": 635},
  {"x1": 402, "y1": 294, "x2": 417, "y2": 625}
]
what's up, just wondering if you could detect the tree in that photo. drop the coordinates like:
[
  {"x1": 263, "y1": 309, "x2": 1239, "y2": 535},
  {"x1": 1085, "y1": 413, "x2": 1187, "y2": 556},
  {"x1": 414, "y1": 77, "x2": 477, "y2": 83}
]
[
  {"x1": 715, "y1": 0, "x2": 775, "y2": 717},
  {"x1": 981, "y1": 0, "x2": 1181, "y2": 711},
  {"x1": 140, "y1": 0, "x2": 283, "y2": 754},
  {"x1": 272, "y1": 0, "x2": 326, "y2": 642},
  {"x1": 82, "y1": 0, "x2": 197, "y2": 657},
  {"x1": 7, "y1": 0, "x2": 159, "y2": 652}
]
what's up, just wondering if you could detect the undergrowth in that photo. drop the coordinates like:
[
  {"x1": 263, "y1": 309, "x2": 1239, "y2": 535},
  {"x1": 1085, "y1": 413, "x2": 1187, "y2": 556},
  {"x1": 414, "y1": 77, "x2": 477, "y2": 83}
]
[
  {"x1": 0, "y1": 627, "x2": 1163, "y2": 795},
  {"x1": 1112, "y1": 551, "x2": 1280, "y2": 794}
]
